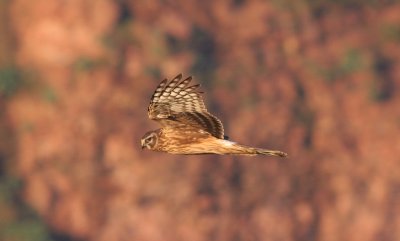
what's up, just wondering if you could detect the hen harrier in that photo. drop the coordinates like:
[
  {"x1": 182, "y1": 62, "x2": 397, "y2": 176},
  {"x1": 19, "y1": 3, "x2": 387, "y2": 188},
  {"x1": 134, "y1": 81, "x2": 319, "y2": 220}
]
[{"x1": 141, "y1": 74, "x2": 287, "y2": 157}]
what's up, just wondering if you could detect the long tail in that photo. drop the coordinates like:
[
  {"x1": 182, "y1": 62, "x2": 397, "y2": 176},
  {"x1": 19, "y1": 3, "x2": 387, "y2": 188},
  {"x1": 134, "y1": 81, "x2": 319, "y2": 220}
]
[
  {"x1": 253, "y1": 148, "x2": 288, "y2": 157},
  {"x1": 215, "y1": 140, "x2": 288, "y2": 157}
]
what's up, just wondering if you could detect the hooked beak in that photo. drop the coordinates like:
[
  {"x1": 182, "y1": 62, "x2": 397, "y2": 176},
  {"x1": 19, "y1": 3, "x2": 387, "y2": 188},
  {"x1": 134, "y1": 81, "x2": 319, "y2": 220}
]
[{"x1": 140, "y1": 139, "x2": 145, "y2": 149}]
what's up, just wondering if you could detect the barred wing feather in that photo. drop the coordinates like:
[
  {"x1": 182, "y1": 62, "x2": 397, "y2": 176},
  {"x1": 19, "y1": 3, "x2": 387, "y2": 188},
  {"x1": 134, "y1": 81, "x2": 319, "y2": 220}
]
[{"x1": 147, "y1": 74, "x2": 224, "y2": 139}]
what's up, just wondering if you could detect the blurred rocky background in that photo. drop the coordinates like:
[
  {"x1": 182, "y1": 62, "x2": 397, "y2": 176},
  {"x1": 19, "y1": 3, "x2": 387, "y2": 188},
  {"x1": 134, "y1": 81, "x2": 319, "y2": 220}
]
[{"x1": 1, "y1": 0, "x2": 400, "y2": 240}]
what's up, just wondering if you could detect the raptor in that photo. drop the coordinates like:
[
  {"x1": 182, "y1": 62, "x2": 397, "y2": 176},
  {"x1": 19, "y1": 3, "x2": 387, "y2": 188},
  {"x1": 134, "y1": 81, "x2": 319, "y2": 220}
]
[{"x1": 141, "y1": 74, "x2": 287, "y2": 157}]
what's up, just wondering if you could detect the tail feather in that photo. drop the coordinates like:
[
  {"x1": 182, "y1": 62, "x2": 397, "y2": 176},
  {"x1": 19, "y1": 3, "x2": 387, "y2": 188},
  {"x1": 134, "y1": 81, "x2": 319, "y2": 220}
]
[
  {"x1": 219, "y1": 140, "x2": 288, "y2": 157},
  {"x1": 255, "y1": 148, "x2": 288, "y2": 157}
]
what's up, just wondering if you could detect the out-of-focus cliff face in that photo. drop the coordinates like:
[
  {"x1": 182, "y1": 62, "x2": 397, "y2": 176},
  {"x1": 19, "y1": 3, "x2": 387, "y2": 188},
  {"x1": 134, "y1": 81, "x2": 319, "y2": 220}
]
[{"x1": 1, "y1": 0, "x2": 400, "y2": 240}]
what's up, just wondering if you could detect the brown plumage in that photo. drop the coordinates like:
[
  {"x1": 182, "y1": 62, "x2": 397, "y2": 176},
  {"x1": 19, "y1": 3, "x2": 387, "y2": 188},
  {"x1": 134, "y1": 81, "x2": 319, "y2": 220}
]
[{"x1": 141, "y1": 74, "x2": 288, "y2": 157}]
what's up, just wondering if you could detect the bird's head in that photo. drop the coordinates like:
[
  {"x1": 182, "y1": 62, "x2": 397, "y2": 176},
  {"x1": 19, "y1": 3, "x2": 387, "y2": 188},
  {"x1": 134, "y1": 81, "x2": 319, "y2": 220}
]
[{"x1": 141, "y1": 131, "x2": 158, "y2": 150}]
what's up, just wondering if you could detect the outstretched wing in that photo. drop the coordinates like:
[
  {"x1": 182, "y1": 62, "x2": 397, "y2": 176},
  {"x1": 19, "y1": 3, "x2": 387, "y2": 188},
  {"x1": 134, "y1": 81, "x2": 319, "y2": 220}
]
[{"x1": 148, "y1": 74, "x2": 224, "y2": 139}]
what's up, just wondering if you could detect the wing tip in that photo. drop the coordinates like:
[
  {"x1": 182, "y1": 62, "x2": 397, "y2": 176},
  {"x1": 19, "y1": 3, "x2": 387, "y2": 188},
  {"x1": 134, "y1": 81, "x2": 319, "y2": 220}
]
[
  {"x1": 157, "y1": 78, "x2": 168, "y2": 88},
  {"x1": 175, "y1": 73, "x2": 183, "y2": 80}
]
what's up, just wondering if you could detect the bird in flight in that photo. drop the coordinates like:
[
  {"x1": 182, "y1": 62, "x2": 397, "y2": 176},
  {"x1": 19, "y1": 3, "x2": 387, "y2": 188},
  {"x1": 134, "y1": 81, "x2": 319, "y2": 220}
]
[{"x1": 141, "y1": 74, "x2": 287, "y2": 157}]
